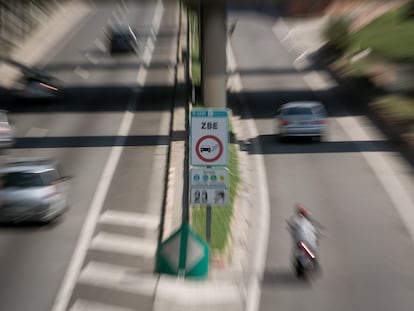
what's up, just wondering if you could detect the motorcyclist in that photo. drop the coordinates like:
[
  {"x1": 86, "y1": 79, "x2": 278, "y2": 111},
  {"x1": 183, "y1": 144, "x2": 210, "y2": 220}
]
[{"x1": 287, "y1": 203, "x2": 320, "y2": 255}]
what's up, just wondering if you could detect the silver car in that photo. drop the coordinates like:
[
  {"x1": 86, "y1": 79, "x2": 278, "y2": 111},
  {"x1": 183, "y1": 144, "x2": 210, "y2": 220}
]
[
  {"x1": 276, "y1": 101, "x2": 327, "y2": 141},
  {"x1": 0, "y1": 158, "x2": 71, "y2": 224},
  {"x1": 0, "y1": 110, "x2": 14, "y2": 148}
]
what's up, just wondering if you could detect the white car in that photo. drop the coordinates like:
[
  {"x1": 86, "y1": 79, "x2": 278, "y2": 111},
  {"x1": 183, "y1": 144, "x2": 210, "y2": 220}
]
[
  {"x1": 0, "y1": 110, "x2": 14, "y2": 148},
  {"x1": 0, "y1": 158, "x2": 71, "y2": 224},
  {"x1": 276, "y1": 101, "x2": 328, "y2": 141}
]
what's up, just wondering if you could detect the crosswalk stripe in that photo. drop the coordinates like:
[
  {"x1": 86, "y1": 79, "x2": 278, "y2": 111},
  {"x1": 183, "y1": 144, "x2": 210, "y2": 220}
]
[
  {"x1": 90, "y1": 232, "x2": 157, "y2": 257},
  {"x1": 78, "y1": 261, "x2": 158, "y2": 295},
  {"x1": 99, "y1": 210, "x2": 159, "y2": 229},
  {"x1": 69, "y1": 299, "x2": 137, "y2": 311}
]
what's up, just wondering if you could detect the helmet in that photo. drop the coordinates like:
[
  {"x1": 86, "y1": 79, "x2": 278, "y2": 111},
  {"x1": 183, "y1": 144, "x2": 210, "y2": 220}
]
[{"x1": 296, "y1": 203, "x2": 310, "y2": 218}]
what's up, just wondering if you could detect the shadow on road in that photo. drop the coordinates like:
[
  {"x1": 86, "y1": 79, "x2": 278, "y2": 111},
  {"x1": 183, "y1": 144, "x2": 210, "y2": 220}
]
[{"x1": 262, "y1": 268, "x2": 313, "y2": 287}]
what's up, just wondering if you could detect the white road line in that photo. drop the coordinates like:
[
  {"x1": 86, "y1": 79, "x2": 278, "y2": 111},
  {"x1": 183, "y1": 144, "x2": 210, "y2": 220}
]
[
  {"x1": 118, "y1": 111, "x2": 134, "y2": 136},
  {"x1": 226, "y1": 41, "x2": 242, "y2": 92},
  {"x1": 94, "y1": 38, "x2": 106, "y2": 52},
  {"x1": 227, "y1": 41, "x2": 270, "y2": 311},
  {"x1": 336, "y1": 117, "x2": 414, "y2": 243},
  {"x1": 84, "y1": 52, "x2": 99, "y2": 65},
  {"x1": 107, "y1": 18, "x2": 115, "y2": 31},
  {"x1": 112, "y1": 9, "x2": 122, "y2": 24},
  {"x1": 99, "y1": 210, "x2": 159, "y2": 229},
  {"x1": 136, "y1": 66, "x2": 147, "y2": 86},
  {"x1": 51, "y1": 90, "x2": 139, "y2": 311},
  {"x1": 90, "y1": 232, "x2": 157, "y2": 257},
  {"x1": 136, "y1": 0, "x2": 164, "y2": 85},
  {"x1": 78, "y1": 261, "x2": 158, "y2": 295},
  {"x1": 74, "y1": 66, "x2": 90, "y2": 80},
  {"x1": 53, "y1": 3, "x2": 166, "y2": 308},
  {"x1": 152, "y1": 0, "x2": 164, "y2": 35},
  {"x1": 114, "y1": 3, "x2": 127, "y2": 21},
  {"x1": 70, "y1": 299, "x2": 136, "y2": 311}
]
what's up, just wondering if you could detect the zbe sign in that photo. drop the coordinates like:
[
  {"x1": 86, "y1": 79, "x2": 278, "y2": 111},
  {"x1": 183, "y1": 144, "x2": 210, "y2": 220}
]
[{"x1": 190, "y1": 109, "x2": 228, "y2": 166}]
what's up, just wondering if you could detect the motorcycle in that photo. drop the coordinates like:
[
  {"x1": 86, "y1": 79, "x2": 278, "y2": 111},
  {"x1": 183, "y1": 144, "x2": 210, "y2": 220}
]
[
  {"x1": 293, "y1": 239, "x2": 319, "y2": 278},
  {"x1": 286, "y1": 218, "x2": 321, "y2": 279}
]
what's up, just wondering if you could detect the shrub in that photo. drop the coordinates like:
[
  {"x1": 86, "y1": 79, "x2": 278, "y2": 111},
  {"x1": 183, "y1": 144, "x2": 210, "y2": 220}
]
[{"x1": 323, "y1": 16, "x2": 352, "y2": 55}]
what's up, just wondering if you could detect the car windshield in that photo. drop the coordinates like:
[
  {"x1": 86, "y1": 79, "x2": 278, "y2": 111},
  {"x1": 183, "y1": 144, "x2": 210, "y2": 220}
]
[
  {"x1": 284, "y1": 107, "x2": 313, "y2": 115},
  {"x1": 2, "y1": 172, "x2": 45, "y2": 188},
  {"x1": 41, "y1": 170, "x2": 60, "y2": 184}
]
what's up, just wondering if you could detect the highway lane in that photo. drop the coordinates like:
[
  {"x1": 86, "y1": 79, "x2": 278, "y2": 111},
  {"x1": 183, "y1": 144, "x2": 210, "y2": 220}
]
[
  {"x1": 228, "y1": 5, "x2": 414, "y2": 311},
  {"x1": 0, "y1": 1, "x2": 179, "y2": 310}
]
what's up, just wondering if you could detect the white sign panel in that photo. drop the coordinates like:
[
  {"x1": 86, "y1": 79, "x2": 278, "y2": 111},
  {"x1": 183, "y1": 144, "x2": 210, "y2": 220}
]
[
  {"x1": 190, "y1": 187, "x2": 228, "y2": 206},
  {"x1": 190, "y1": 167, "x2": 229, "y2": 187},
  {"x1": 190, "y1": 109, "x2": 228, "y2": 166}
]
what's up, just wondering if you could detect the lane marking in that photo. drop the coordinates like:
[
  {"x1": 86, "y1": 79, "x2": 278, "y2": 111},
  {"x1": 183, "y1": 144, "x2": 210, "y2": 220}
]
[
  {"x1": 136, "y1": 0, "x2": 164, "y2": 84},
  {"x1": 84, "y1": 52, "x2": 99, "y2": 65},
  {"x1": 136, "y1": 66, "x2": 147, "y2": 86},
  {"x1": 70, "y1": 299, "x2": 136, "y2": 311},
  {"x1": 112, "y1": 9, "x2": 122, "y2": 24},
  {"x1": 53, "y1": 2, "x2": 166, "y2": 309},
  {"x1": 99, "y1": 210, "x2": 159, "y2": 229},
  {"x1": 107, "y1": 18, "x2": 115, "y2": 31},
  {"x1": 90, "y1": 232, "x2": 157, "y2": 257},
  {"x1": 78, "y1": 261, "x2": 158, "y2": 295},
  {"x1": 51, "y1": 89, "x2": 139, "y2": 311},
  {"x1": 226, "y1": 41, "x2": 242, "y2": 92},
  {"x1": 74, "y1": 66, "x2": 90, "y2": 80},
  {"x1": 94, "y1": 38, "x2": 106, "y2": 52},
  {"x1": 337, "y1": 117, "x2": 414, "y2": 243}
]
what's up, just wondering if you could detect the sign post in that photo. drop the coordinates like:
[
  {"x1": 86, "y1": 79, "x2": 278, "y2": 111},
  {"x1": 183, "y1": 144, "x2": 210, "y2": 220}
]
[{"x1": 190, "y1": 109, "x2": 229, "y2": 247}]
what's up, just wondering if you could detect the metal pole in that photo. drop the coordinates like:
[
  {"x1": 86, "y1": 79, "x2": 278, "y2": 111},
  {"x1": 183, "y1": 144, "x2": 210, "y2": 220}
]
[
  {"x1": 206, "y1": 204, "x2": 212, "y2": 243},
  {"x1": 201, "y1": 0, "x2": 227, "y2": 108}
]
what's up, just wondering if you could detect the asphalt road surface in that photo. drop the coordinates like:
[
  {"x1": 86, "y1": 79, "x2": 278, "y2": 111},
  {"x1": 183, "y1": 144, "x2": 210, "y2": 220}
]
[
  {"x1": 228, "y1": 4, "x2": 414, "y2": 311},
  {"x1": 0, "y1": 1, "x2": 179, "y2": 310}
]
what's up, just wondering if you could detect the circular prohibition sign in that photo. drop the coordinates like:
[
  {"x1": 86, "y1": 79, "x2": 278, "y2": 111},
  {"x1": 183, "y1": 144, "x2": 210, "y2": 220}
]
[{"x1": 195, "y1": 135, "x2": 223, "y2": 163}]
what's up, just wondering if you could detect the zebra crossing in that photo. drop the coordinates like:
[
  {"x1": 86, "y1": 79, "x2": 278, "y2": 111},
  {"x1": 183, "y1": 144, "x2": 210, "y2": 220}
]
[{"x1": 67, "y1": 209, "x2": 161, "y2": 311}]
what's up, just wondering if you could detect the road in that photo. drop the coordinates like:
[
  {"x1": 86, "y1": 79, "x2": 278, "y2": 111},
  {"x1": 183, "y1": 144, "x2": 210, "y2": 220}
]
[
  {"x1": 228, "y1": 4, "x2": 414, "y2": 311},
  {"x1": 0, "y1": 1, "x2": 180, "y2": 310}
]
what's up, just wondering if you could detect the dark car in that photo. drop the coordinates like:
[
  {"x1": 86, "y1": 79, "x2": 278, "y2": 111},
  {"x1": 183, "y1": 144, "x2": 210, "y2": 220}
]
[
  {"x1": 12, "y1": 72, "x2": 62, "y2": 101},
  {"x1": 108, "y1": 25, "x2": 139, "y2": 54},
  {"x1": 1, "y1": 57, "x2": 62, "y2": 102}
]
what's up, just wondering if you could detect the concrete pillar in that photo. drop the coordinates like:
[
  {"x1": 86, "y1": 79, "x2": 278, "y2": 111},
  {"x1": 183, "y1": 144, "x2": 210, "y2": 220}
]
[{"x1": 201, "y1": 1, "x2": 227, "y2": 108}]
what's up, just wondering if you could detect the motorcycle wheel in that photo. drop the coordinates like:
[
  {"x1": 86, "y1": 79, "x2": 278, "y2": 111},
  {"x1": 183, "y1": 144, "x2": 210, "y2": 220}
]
[{"x1": 295, "y1": 262, "x2": 305, "y2": 278}]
